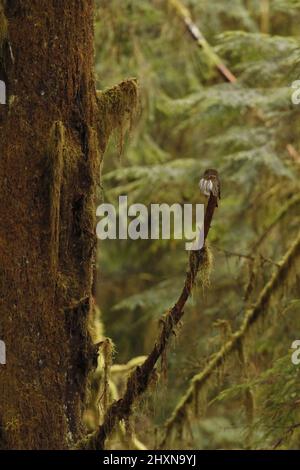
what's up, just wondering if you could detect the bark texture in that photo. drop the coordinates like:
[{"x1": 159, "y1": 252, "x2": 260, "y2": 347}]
[{"x1": 0, "y1": 0, "x2": 100, "y2": 449}]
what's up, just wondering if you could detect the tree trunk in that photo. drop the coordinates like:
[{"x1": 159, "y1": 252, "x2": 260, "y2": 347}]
[{"x1": 0, "y1": 0, "x2": 100, "y2": 449}]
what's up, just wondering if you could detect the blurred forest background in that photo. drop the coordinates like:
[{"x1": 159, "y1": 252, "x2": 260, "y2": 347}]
[{"x1": 88, "y1": 0, "x2": 300, "y2": 450}]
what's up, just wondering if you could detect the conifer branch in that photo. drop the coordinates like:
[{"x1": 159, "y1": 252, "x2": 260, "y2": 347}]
[
  {"x1": 159, "y1": 230, "x2": 300, "y2": 448},
  {"x1": 76, "y1": 185, "x2": 220, "y2": 450},
  {"x1": 168, "y1": 0, "x2": 237, "y2": 83}
]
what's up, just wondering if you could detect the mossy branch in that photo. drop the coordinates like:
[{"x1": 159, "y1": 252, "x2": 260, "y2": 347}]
[
  {"x1": 168, "y1": 0, "x2": 237, "y2": 83},
  {"x1": 108, "y1": 359, "x2": 148, "y2": 451},
  {"x1": 111, "y1": 356, "x2": 148, "y2": 375},
  {"x1": 76, "y1": 183, "x2": 220, "y2": 450},
  {"x1": 159, "y1": 230, "x2": 300, "y2": 448},
  {"x1": 96, "y1": 78, "x2": 138, "y2": 154}
]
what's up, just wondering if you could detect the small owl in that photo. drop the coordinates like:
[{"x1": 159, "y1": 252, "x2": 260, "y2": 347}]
[{"x1": 199, "y1": 169, "x2": 221, "y2": 199}]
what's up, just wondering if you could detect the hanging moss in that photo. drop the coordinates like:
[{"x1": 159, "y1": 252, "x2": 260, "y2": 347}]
[
  {"x1": 96, "y1": 78, "x2": 138, "y2": 155},
  {"x1": 236, "y1": 340, "x2": 254, "y2": 436},
  {"x1": 101, "y1": 338, "x2": 115, "y2": 413},
  {"x1": 197, "y1": 245, "x2": 213, "y2": 288},
  {"x1": 88, "y1": 305, "x2": 104, "y2": 345}
]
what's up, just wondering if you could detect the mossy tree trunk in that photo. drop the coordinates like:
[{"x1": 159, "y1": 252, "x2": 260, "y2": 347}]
[{"x1": 0, "y1": 0, "x2": 101, "y2": 449}]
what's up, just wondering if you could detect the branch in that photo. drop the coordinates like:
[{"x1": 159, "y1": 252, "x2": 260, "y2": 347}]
[
  {"x1": 76, "y1": 184, "x2": 220, "y2": 449},
  {"x1": 159, "y1": 230, "x2": 300, "y2": 448},
  {"x1": 96, "y1": 78, "x2": 138, "y2": 154},
  {"x1": 168, "y1": 0, "x2": 237, "y2": 83},
  {"x1": 273, "y1": 423, "x2": 300, "y2": 450}
]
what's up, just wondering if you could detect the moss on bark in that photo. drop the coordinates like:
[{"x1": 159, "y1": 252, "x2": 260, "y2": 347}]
[{"x1": 0, "y1": 0, "x2": 98, "y2": 450}]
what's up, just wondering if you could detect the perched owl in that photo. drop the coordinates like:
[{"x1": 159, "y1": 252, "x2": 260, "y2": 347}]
[{"x1": 199, "y1": 169, "x2": 221, "y2": 200}]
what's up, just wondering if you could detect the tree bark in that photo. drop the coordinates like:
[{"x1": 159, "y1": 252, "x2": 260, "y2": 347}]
[{"x1": 0, "y1": 0, "x2": 100, "y2": 449}]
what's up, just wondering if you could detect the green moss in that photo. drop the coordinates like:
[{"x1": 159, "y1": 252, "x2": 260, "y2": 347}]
[
  {"x1": 96, "y1": 78, "x2": 138, "y2": 155},
  {"x1": 47, "y1": 121, "x2": 65, "y2": 273},
  {"x1": 198, "y1": 245, "x2": 213, "y2": 288}
]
